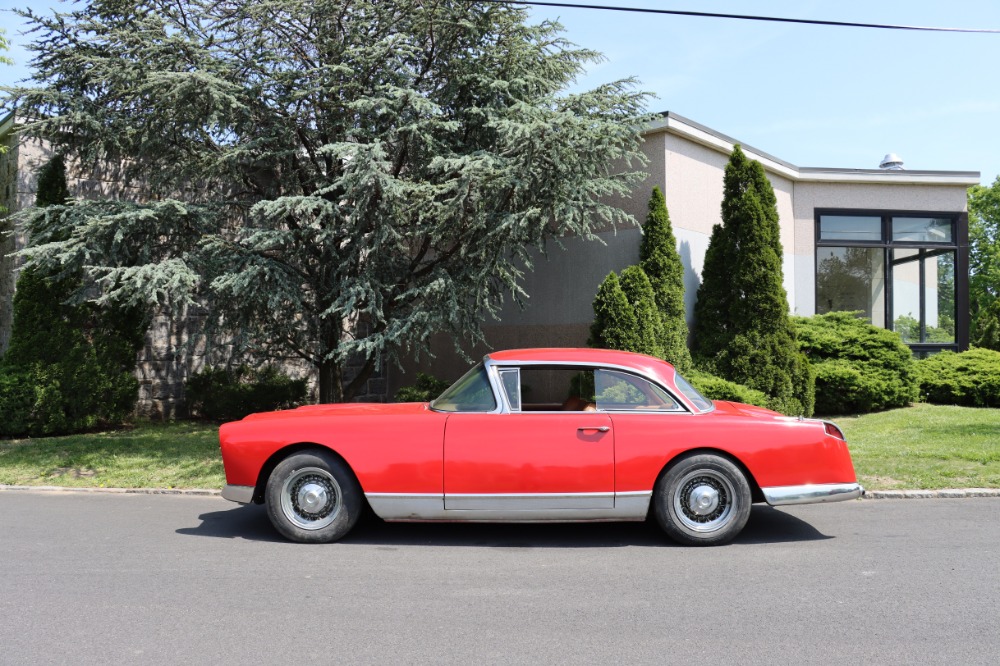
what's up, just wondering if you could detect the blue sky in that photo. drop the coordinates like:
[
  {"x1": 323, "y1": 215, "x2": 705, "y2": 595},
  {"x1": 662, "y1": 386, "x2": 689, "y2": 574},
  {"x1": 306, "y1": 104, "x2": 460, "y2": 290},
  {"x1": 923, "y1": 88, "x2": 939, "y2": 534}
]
[{"x1": 3, "y1": 1, "x2": 999, "y2": 184}]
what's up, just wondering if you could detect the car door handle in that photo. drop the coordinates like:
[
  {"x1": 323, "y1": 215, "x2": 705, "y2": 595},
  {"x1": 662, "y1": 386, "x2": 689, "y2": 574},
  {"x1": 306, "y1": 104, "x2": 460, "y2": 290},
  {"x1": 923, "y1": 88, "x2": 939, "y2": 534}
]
[{"x1": 577, "y1": 426, "x2": 610, "y2": 432}]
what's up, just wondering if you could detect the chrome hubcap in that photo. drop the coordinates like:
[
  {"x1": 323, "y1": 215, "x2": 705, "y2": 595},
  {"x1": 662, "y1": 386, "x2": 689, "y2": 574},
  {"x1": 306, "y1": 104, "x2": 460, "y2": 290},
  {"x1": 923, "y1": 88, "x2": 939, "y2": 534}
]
[
  {"x1": 673, "y1": 470, "x2": 735, "y2": 533},
  {"x1": 297, "y1": 482, "x2": 330, "y2": 514},
  {"x1": 688, "y1": 484, "x2": 720, "y2": 516},
  {"x1": 280, "y1": 467, "x2": 343, "y2": 531}
]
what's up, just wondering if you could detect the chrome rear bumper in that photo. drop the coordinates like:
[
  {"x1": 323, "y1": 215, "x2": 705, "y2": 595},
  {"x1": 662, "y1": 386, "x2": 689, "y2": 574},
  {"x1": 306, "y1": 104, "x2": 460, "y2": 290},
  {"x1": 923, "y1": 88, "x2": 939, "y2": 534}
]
[
  {"x1": 763, "y1": 483, "x2": 865, "y2": 506},
  {"x1": 221, "y1": 484, "x2": 255, "y2": 504}
]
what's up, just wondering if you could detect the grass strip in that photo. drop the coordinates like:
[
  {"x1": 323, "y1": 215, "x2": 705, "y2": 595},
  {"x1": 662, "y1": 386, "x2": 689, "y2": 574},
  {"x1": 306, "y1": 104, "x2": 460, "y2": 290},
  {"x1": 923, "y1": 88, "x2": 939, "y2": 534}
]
[{"x1": 0, "y1": 421, "x2": 224, "y2": 489}]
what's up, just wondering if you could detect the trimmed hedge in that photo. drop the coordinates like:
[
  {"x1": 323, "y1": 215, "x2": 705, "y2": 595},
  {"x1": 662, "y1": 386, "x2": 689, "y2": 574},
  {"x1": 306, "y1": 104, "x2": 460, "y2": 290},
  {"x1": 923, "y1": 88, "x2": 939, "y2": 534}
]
[
  {"x1": 185, "y1": 366, "x2": 308, "y2": 421},
  {"x1": 395, "y1": 373, "x2": 450, "y2": 402},
  {"x1": 686, "y1": 370, "x2": 781, "y2": 412},
  {"x1": 793, "y1": 312, "x2": 918, "y2": 415},
  {"x1": 916, "y1": 348, "x2": 1000, "y2": 407}
]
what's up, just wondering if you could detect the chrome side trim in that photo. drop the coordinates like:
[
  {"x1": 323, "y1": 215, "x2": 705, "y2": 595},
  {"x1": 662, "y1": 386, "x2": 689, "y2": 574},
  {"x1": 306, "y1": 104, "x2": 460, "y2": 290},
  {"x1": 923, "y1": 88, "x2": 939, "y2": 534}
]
[
  {"x1": 365, "y1": 492, "x2": 653, "y2": 522},
  {"x1": 221, "y1": 484, "x2": 255, "y2": 504},
  {"x1": 763, "y1": 483, "x2": 864, "y2": 506},
  {"x1": 446, "y1": 492, "x2": 613, "y2": 510}
]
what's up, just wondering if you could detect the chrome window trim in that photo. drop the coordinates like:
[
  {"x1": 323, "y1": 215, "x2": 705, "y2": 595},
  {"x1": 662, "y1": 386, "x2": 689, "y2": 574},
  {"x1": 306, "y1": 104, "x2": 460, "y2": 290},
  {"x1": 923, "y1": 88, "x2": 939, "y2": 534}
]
[{"x1": 482, "y1": 357, "x2": 700, "y2": 415}]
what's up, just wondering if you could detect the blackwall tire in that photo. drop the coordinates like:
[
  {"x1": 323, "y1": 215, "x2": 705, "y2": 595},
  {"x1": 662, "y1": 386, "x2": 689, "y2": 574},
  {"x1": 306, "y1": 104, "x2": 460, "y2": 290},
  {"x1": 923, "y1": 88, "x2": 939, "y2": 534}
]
[
  {"x1": 653, "y1": 453, "x2": 752, "y2": 546},
  {"x1": 265, "y1": 450, "x2": 363, "y2": 544}
]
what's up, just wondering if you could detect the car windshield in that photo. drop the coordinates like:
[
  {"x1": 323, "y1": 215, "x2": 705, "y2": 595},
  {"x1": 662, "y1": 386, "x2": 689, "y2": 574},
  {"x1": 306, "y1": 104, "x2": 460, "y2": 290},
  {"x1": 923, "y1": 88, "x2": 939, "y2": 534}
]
[
  {"x1": 430, "y1": 363, "x2": 497, "y2": 412},
  {"x1": 673, "y1": 372, "x2": 714, "y2": 412}
]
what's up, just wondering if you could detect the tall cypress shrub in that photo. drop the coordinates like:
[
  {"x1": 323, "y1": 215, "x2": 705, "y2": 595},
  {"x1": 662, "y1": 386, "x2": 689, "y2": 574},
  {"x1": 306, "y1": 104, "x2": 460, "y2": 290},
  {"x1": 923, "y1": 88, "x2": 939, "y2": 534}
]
[
  {"x1": 588, "y1": 272, "x2": 640, "y2": 352},
  {"x1": 639, "y1": 187, "x2": 693, "y2": 372},
  {"x1": 692, "y1": 145, "x2": 814, "y2": 416},
  {"x1": 618, "y1": 265, "x2": 664, "y2": 358},
  {"x1": 588, "y1": 268, "x2": 664, "y2": 358}
]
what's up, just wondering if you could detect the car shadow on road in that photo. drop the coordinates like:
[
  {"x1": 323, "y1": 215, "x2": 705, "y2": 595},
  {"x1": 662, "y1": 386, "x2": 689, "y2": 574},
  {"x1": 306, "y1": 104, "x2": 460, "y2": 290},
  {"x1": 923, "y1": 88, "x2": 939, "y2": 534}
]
[{"x1": 177, "y1": 504, "x2": 831, "y2": 547}]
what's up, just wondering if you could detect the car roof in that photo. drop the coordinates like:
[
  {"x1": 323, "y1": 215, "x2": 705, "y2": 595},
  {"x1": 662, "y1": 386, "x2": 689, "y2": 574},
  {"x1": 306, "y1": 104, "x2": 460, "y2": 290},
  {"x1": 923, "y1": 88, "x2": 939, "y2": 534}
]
[{"x1": 485, "y1": 348, "x2": 676, "y2": 376}]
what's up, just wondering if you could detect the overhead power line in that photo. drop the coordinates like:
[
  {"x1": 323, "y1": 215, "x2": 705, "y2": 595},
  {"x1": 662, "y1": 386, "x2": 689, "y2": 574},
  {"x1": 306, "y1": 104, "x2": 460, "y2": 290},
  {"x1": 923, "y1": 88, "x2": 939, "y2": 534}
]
[{"x1": 471, "y1": 0, "x2": 1000, "y2": 34}]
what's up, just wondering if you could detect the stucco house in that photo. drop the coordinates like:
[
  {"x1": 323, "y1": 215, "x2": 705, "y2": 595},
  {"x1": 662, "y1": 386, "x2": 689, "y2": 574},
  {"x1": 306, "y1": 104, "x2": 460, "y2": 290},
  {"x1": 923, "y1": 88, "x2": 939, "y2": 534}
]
[
  {"x1": 392, "y1": 112, "x2": 978, "y2": 394},
  {"x1": 1, "y1": 110, "x2": 980, "y2": 407}
]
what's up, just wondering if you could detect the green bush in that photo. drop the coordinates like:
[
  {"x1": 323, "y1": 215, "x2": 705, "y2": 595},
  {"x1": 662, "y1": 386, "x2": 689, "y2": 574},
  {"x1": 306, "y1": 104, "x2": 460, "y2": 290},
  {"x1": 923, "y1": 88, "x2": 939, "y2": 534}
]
[
  {"x1": 185, "y1": 366, "x2": 308, "y2": 421},
  {"x1": 0, "y1": 155, "x2": 144, "y2": 437},
  {"x1": 916, "y1": 348, "x2": 1000, "y2": 407},
  {"x1": 793, "y1": 312, "x2": 918, "y2": 415},
  {"x1": 395, "y1": 373, "x2": 450, "y2": 402},
  {"x1": 686, "y1": 370, "x2": 781, "y2": 412}
]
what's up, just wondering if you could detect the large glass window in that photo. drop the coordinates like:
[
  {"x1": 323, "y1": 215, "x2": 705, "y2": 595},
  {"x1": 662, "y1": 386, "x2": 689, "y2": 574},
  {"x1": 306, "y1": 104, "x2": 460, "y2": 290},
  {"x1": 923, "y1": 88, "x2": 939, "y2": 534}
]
[
  {"x1": 819, "y1": 215, "x2": 882, "y2": 242},
  {"x1": 891, "y1": 249, "x2": 956, "y2": 344},
  {"x1": 816, "y1": 211, "x2": 962, "y2": 352},
  {"x1": 816, "y1": 247, "x2": 886, "y2": 327},
  {"x1": 892, "y1": 217, "x2": 953, "y2": 243}
]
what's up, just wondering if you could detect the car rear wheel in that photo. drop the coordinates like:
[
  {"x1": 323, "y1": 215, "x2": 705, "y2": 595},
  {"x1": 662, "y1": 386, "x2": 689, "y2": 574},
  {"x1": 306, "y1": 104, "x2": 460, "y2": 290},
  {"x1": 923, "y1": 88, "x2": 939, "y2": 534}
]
[
  {"x1": 653, "y1": 453, "x2": 752, "y2": 546},
  {"x1": 265, "y1": 450, "x2": 363, "y2": 543}
]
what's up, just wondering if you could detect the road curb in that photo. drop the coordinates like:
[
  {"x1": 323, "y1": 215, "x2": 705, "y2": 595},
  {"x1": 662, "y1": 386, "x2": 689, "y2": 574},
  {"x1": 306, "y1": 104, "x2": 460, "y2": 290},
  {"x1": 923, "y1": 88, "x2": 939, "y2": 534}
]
[{"x1": 1, "y1": 484, "x2": 1000, "y2": 499}]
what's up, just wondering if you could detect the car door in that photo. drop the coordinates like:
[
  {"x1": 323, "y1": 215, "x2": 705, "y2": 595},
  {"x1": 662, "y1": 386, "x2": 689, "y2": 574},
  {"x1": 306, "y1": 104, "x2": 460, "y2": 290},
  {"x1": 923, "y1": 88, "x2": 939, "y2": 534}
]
[{"x1": 443, "y1": 365, "x2": 614, "y2": 511}]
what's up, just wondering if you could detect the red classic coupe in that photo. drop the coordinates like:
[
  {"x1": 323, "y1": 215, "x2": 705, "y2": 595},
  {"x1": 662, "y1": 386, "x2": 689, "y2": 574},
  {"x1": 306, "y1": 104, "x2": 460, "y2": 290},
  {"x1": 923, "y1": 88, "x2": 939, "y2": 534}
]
[{"x1": 219, "y1": 348, "x2": 863, "y2": 546}]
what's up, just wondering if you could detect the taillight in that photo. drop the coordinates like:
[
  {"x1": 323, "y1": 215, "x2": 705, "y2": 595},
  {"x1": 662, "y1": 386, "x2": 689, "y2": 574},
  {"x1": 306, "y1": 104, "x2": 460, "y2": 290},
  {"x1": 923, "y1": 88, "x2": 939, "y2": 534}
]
[{"x1": 824, "y1": 422, "x2": 845, "y2": 440}]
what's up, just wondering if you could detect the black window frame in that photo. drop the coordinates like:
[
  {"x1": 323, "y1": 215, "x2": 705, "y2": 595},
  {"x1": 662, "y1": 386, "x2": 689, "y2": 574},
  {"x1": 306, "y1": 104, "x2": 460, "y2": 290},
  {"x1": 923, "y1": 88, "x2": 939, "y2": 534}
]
[{"x1": 815, "y1": 208, "x2": 970, "y2": 354}]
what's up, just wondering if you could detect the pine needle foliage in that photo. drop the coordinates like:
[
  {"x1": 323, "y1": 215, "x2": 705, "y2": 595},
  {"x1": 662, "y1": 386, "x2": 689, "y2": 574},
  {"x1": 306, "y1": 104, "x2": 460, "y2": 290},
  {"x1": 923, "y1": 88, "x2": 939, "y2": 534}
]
[
  {"x1": 639, "y1": 186, "x2": 692, "y2": 372},
  {"x1": 692, "y1": 146, "x2": 814, "y2": 416},
  {"x1": 6, "y1": 0, "x2": 652, "y2": 402}
]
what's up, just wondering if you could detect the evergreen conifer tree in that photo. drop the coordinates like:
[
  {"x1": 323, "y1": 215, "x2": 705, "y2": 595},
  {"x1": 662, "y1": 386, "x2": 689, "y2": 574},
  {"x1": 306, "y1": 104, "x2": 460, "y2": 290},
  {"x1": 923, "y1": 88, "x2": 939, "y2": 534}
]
[
  {"x1": 588, "y1": 272, "x2": 639, "y2": 352},
  {"x1": 692, "y1": 146, "x2": 814, "y2": 415},
  {"x1": 639, "y1": 187, "x2": 692, "y2": 372},
  {"x1": 8, "y1": 0, "x2": 652, "y2": 402}
]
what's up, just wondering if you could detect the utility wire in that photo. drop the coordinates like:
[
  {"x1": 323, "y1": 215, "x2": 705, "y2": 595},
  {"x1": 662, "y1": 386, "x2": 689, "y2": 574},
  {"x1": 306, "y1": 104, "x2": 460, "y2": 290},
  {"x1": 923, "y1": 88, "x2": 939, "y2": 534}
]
[{"x1": 471, "y1": 0, "x2": 1000, "y2": 34}]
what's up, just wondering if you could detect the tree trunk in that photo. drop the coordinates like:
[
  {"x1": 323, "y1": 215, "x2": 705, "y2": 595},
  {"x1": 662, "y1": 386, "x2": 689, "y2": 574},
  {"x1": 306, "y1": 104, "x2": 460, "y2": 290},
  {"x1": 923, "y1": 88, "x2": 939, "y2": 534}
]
[
  {"x1": 318, "y1": 356, "x2": 344, "y2": 403},
  {"x1": 342, "y1": 355, "x2": 377, "y2": 402}
]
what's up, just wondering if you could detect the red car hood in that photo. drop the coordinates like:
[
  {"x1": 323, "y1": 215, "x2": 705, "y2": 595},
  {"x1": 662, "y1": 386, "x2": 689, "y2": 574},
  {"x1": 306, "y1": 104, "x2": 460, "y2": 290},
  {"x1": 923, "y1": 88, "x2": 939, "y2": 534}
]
[{"x1": 238, "y1": 402, "x2": 430, "y2": 422}]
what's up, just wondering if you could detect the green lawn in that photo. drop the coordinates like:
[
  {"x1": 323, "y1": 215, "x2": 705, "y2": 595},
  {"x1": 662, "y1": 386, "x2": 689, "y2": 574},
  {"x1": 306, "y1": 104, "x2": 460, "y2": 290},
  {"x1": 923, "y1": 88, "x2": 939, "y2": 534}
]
[
  {"x1": 837, "y1": 403, "x2": 1000, "y2": 490},
  {"x1": 0, "y1": 421, "x2": 224, "y2": 489},
  {"x1": 1, "y1": 404, "x2": 999, "y2": 491}
]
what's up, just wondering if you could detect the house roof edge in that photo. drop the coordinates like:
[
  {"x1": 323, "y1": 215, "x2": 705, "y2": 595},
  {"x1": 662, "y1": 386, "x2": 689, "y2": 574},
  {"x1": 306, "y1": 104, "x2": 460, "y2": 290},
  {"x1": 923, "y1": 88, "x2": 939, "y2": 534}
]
[{"x1": 644, "y1": 111, "x2": 980, "y2": 186}]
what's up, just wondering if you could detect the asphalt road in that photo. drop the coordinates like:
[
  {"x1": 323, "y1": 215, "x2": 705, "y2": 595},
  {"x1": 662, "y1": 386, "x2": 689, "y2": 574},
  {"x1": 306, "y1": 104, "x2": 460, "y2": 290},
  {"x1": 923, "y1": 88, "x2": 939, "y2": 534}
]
[{"x1": 1, "y1": 492, "x2": 998, "y2": 665}]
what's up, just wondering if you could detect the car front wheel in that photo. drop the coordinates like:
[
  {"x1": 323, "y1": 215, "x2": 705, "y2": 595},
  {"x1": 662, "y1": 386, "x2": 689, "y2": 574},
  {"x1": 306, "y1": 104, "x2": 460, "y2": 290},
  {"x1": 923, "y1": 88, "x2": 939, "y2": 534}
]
[
  {"x1": 653, "y1": 453, "x2": 752, "y2": 546},
  {"x1": 265, "y1": 450, "x2": 363, "y2": 543}
]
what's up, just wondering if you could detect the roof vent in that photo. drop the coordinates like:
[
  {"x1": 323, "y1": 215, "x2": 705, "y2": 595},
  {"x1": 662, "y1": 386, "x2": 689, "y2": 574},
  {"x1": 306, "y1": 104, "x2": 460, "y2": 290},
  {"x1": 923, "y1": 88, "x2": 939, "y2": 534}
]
[{"x1": 879, "y1": 153, "x2": 904, "y2": 170}]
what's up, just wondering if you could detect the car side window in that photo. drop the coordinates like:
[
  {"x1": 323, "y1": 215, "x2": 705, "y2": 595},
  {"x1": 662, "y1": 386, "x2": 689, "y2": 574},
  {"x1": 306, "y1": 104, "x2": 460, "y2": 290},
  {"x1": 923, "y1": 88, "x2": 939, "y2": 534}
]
[
  {"x1": 431, "y1": 364, "x2": 498, "y2": 412},
  {"x1": 595, "y1": 369, "x2": 683, "y2": 412},
  {"x1": 498, "y1": 368, "x2": 520, "y2": 411},
  {"x1": 504, "y1": 366, "x2": 596, "y2": 412}
]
